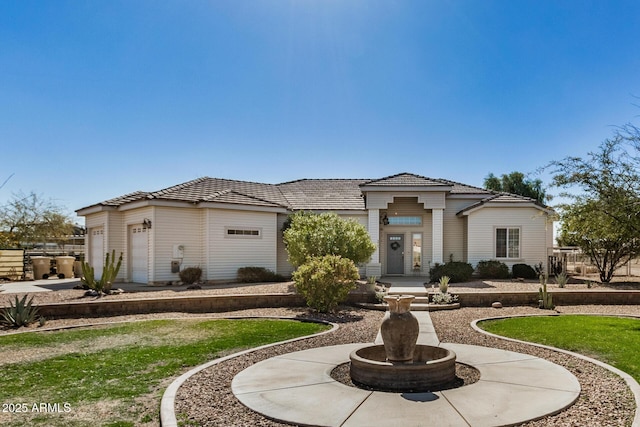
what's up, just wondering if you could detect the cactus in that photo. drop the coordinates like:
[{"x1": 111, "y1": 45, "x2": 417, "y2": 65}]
[
  {"x1": 81, "y1": 250, "x2": 123, "y2": 295},
  {"x1": 538, "y1": 274, "x2": 555, "y2": 309},
  {"x1": 1, "y1": 295, "x2": 40, "y2": 327}
]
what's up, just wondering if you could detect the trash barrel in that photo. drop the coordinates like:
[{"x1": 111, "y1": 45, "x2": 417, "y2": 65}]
[
  {"x1": 74, "y1": 260, "x2": 83, "y2": 278},
  {"x1": 55, "y1": 256, "x2": 75, "y2": 279},
  {"x1": 31, "y1": 256, "x2": 52, "y2": 280}
]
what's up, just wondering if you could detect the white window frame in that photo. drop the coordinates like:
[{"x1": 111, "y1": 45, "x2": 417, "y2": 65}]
[{"x1": 495, "y1": 227, "x2": 521, "y2": 259}]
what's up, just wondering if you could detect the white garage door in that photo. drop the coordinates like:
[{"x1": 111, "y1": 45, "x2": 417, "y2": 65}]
[
  {"x1": 90, "y1": 228, "x2": 104, "y2": 280},
  {"x1": 130, "y1": 225, "x2": 148, "y2": 283}
]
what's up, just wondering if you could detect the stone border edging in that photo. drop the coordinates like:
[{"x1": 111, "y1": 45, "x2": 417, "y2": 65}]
[
  {"x1": 26, "y1": 293, "x2": 374, "y2": 318},
  {"x1": 471, "y1": 313, "x2": 640, "y2": 427},
  {"x1": 457, "y1": 290, "x2": 640, "y2": 306},
  {"x1": 159, "y1": 317, "x2": 339, "y2": 427}
]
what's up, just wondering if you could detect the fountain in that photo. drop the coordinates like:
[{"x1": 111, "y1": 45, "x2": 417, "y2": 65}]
[{"x1": 349, "y1": 295, "x2": 457, "y2": 392}]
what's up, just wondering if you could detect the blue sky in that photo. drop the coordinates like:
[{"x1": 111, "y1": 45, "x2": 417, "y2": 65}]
[{"x1": 1, "y1": 1, "x2": 639, "y2": 224}]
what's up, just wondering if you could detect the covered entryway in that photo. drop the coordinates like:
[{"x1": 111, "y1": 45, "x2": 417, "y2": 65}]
[
  {"x1": 386, "y1": 234, "x2": 404, "y2": 274},
  {"x1": 90, "y1": 227, "x2": 104, "y2": 279},
  {"x1": 130, "y1": 225, "x2": 149, "y2": 283}
]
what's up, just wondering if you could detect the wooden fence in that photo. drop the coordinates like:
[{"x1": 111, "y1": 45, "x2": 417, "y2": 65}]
[{"x1": 0, "y1": 249, "x2": 24, "y2": 280}]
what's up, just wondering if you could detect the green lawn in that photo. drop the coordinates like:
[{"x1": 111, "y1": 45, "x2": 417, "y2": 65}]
[
  {"x1": 479, "y1": 315, "x2": 640, "y2": 381},
  {"x1": 0, "y1": 318, "x2": 329, "y2": 427}
]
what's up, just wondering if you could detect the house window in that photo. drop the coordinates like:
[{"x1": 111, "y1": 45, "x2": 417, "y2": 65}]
[
  {"x1": 412, "y1": 233, "x2": 422, "y2": 270},
  {"x1": 496, "y1": 228, "x2": 520, "y2": 258},
  {"x1": 387, "y1": 216, "x2": 422, "y2": 226},
  {"x1": 226, "y1": 228, "x2": 261, "y2": 238}
]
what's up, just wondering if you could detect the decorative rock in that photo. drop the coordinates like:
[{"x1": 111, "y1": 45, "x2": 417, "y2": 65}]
[
  {"x1": 84, "y1": 290, "x2": 99, "y2": 297},
  {"x1": 492, "y1": 301, "x2": 503, "y2": 309},
  {"x1": 187, "y1": 284, "x2": 202, "y2": 290}
]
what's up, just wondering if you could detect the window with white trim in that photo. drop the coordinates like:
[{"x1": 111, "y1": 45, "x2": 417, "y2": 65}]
[
  {"x1": 225, "y1": 227, "x2": 261, "y2": 238},
  {"x1": 496, "y1": 228, "x2": 520, "y2": 258}
]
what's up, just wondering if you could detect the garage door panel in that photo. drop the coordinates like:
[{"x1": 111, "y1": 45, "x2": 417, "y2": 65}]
[
  {"x1": 91, "y1": 228, "x2": 104, "y2": 280},
  {"x1": 130, "y1": 226, "x2": 148, "y2": 283}
]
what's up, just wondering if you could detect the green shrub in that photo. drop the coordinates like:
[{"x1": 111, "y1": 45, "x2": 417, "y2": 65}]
[
  {"x1": 555, "y1": 272, "x2": 569, "y2": 288},
  {"x1": 476, "y1": 260, "x2": 510, "y2": 279},
  {"x1": 512, "y1": 263, "x2": 537, "y2": 279},
  {"x1": 292, "y1": 255, "x2": 360, "y2": 313},
  {"x1": 283, "y1": 211, "x2": 376, "y2": 267},
  {"x1": 237, "y1": 266, "x2": 286, "y2": 283},
  {"x1": 179, "y1": 266, "x2": 202, "y2": 285},
  {"x1": 1, "y1": 295, "x2": 40, "y2": 328},
  {"x1": 429, "y1": 261, "x2": 474, "y2": 283}
]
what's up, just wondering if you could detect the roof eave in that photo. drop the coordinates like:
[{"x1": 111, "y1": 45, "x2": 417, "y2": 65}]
[
  {"x1": 457, "y1": 201, "x2": 555, "y2": 217},
  {"x1": 359, "y1": 185, "x2": 453, "y2": 192}
]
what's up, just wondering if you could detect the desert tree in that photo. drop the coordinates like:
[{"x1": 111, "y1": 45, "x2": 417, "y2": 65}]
[
  {"x1": 550, "y1": 124, "x2": 640, "y2": 282},
  {"x1": 484, "y1": 171, "x2": 547, "y2": 203},
  {"x1": 0, "y1": 191, "x2": 74, "y2": 248}
]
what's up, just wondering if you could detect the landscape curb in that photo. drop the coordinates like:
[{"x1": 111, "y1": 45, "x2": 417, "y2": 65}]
[
  {"x1": 159, "y1": 317, "x2": 338, "y2": 427},
  {"x1": 471, "y1": 313, "x2": 640, "y2": 427}
]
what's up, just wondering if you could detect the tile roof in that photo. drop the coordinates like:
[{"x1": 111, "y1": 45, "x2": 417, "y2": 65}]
[
  {"x1": 360, "y1": 172, "x2": 450, "y2": 187},
  {"x1": 278, "y1": 179, "x2": 368, "y2": 210},
  {"x1": 98, "y1": 191, "x2": 151, "y2": 207},
  {"x1": 456, "y1": 193, "x2": 550, "y2": 215},
  {"x1": 147, "y1": 177, "x2": 289, "y2": 208},
  {"x1": 78, "y1": 173, "x2": 546, "y2": 212}
]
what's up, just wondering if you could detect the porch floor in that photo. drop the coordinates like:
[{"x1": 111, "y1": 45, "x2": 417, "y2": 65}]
[{"x1": 379, "y1": 275, "x2": 429, "y2": 296}]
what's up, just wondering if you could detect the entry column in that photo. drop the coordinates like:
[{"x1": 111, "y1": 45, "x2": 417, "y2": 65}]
[
  {"x1": 432, "y1": 208, "x2": 443, "y2": 264},
  {"x1": 366, "y1": 208, "x2": 382, "y2": 277}
]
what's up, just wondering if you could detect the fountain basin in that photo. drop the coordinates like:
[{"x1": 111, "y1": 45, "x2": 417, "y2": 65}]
[{"x1": 349, "y1": 344, "x2": 457, "y2": 392}]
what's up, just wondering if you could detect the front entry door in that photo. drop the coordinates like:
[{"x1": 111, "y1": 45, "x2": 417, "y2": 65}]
[{"x1": 387, "y1": 234, "x2": 404, "y2": 274}]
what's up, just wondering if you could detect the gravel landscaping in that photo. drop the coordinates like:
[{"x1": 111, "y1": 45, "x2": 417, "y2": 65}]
[{"x1": 169, "y1": 304, "x2": 639, "y2": 427}]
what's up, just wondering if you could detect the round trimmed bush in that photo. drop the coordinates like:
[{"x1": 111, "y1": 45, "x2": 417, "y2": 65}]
[
  {"x1": 512, "y1": 263, "x2": 537, "y2": 280},
  {"x1": 476, "y1": 260, "x2": 510, "y2": 279},
  {"x1": 429, "y1": 261, "x2": 474, "y2": 283},
  {"x1": 179, "y1": 266, "x2": 202, "y2": 285},
  {"x1": 292, "y1": 255, "x2": 360, "y2": 313}
]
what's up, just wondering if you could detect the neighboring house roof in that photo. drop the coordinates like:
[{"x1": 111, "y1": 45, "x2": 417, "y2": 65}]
[{"x1": 77, "y1": 173, "x2": 550, "y2": 213}]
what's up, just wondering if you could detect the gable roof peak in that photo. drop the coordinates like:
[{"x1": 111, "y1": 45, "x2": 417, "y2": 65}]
[{"x1": 361, "y1": 172, "x2": 450, "y2": 187}]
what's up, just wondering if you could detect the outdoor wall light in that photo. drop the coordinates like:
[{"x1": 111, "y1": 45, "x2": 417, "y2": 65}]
[
  {"x1": 381, "y1": 214, "x2": 389, "y2": 226},
  {"x1": 143, "y1": 218, "x2": 152, "y2": 229}
]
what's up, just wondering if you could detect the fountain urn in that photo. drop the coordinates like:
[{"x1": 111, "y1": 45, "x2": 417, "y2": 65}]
[{"x1": 381, "y1": 295, "x2": 419, "y2": 363}]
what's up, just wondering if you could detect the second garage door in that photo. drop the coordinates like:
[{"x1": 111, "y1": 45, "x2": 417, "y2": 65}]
[{"x1": 130, "y1": 225, "x2": 148, "y2": 283}]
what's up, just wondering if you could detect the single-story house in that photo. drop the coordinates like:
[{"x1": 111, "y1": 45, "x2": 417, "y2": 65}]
[{"x1": 76, "y1": 172, "x2": 555, "y2": 284}]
